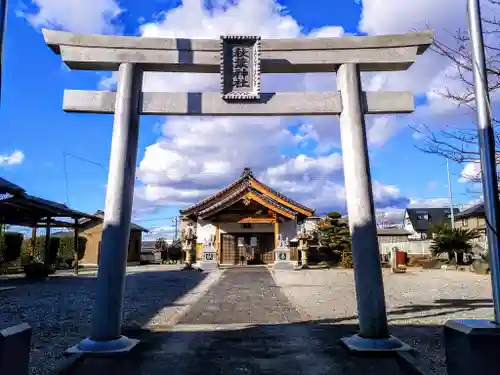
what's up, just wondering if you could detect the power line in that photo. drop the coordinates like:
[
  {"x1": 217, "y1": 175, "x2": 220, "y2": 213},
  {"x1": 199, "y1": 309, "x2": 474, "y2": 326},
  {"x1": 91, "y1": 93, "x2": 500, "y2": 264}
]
[
  {"x1": 63, "y1": 151, "x2": 108, "y2": 173},
  {"x1": 62, "y1": 152, "x2": 70, "y2": 206},
  {"x1": 133, "y1": 216, "x2": 176, "y2": 222}
]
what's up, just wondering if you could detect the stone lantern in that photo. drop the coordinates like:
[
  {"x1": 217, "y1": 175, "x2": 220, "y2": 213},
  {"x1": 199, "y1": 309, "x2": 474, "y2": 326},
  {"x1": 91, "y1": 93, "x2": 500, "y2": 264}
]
[
  {"x1": 297, "y1": 227, "x2": 311, "y2": 269},
  {"x1": 181, "y1": 224, "x2": 197, "y2": 269}
]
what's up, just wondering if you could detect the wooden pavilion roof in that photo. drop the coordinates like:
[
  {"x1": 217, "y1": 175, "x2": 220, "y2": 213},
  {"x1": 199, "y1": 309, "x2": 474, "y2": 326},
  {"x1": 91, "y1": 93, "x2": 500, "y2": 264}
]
[
  {"x1": 0, "y1": 193, "x2": 98, "y2": 228},
  {"x1": 0, "y1": 177, "x2": 25, "y2": 195},
  {"x1": 180, "y1": 168, "x2": 314, "y2": 220}
]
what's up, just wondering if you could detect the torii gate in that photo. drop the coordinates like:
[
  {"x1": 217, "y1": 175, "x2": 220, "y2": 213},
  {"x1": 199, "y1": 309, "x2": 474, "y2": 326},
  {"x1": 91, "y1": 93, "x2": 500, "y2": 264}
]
[{"x1": 43, "y1": 29, "x2": 433, "y2": 354}]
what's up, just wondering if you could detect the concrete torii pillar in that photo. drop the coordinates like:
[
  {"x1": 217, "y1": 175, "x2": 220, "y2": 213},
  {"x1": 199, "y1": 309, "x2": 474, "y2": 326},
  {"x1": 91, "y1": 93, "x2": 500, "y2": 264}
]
[
  {"x1": 68, "y1": 63, "x2": 143, "y2": 353},
  {"x1": 338, "y1": 63, "x2": 411, "y2": 352}
]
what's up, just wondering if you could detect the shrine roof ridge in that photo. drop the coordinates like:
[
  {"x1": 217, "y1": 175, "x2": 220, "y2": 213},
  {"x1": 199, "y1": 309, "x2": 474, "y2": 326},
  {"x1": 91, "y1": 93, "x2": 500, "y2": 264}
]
[
  {"x1": 180, "y1": 168, "x2": 313, "y2": 216},
  {"x1": 198, "y1": 184, "x2": 249, "y2": 218}
]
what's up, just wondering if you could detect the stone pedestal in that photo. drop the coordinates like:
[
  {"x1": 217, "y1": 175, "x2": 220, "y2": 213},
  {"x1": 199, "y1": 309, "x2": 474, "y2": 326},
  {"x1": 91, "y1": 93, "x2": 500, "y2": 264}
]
[
  {"x1": 274, "y1": 246, "x2": 294, "y2": 270},
  {"x1": 390, "y1": 247, "x2": 397, "y2": 270},
  {"x1": 181, "y1": 246, "x2": 195, "y2": 270},
  {"x1": 198, "y1": 245, "x2": 218, "y2": 271},
  {"x1": 0, "y1": 323, "x2": 32, "y2": 375},
  {"x1": 297, "y1": 228, "x2": 311, "y2": 269},
  {"x1": 444, "y1": 319, "x2": 500, "y2": 375}
]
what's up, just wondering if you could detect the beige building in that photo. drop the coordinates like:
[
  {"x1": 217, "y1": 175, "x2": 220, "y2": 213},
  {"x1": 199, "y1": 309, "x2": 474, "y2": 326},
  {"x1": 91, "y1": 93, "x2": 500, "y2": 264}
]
[
  {"x1": 455, "y1": 203, "x2": 486, "y2": 241},
  {"x1": 53, "y1": 210, "x2": 149, "y2": 265}
]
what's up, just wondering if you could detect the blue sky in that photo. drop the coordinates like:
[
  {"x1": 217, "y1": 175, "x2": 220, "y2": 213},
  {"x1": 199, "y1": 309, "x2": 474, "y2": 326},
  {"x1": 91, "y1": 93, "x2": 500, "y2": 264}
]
[{"x1": 0, "y1": 0, "x2": 485, "y2": 236}]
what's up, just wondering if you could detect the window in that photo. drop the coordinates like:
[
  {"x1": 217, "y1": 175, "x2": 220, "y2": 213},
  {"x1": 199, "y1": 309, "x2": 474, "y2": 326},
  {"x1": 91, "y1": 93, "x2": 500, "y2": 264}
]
[
  {"x1": 417, "y1": 214, "x2": 428, "y2": 220},
  {"x1": 241, "y1": 223, "x2": 252, "y2": 229},
  {"x1": 462, "y1": 218, "x2": 468, "y2": 227}
]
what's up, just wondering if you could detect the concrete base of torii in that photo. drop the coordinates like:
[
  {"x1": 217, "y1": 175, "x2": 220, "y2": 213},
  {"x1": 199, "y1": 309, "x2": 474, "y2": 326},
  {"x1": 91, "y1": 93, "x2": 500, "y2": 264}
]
[
  {"x1": 341, "y1": 334, "x2": 413, "y2": 354},
  {"x1": 67, "y1": 336, "x2": 139, "y2": 355}
]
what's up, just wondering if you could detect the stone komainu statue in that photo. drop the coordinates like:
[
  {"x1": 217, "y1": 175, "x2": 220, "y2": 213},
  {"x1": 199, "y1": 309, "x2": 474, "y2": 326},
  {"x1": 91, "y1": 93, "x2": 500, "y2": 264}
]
[{"x1": 181, "y1": 225, "x2": 196, "y2": 249}]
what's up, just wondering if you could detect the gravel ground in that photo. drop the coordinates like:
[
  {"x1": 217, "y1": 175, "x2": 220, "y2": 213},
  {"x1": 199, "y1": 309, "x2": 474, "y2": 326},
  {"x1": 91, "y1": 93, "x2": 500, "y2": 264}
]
[
  {"x1": 0, "y1": 266, "x2": 223, "y2": 375},
  {"x1": 272, "y1": 267, "x2": 494, "y2": 375}
]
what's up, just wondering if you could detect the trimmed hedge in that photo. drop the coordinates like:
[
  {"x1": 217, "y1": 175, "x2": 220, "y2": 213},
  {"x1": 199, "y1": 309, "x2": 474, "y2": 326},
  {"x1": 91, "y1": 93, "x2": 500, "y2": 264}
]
[
  {"x1": 57, "y1": 236, "x2": 86, "y2": 264},
  {"x1": 0, "y1": 232, "x2": 23, "y2": 263},
  {"x1": 19, "y1": 235, "x2": 87, "y2": 266}
]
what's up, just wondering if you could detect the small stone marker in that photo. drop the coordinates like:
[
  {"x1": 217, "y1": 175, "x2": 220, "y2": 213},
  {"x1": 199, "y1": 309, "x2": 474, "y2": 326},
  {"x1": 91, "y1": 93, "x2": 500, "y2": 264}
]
[
  {"x1": 273, "y1": 235, "x2": 294, "y2": 270},
  {"x1": 0, "y1": 323, "x2": 32, "y2": 375},
  {"x1": 197, "y1": 239, "x2": 218, "y2": 271}
]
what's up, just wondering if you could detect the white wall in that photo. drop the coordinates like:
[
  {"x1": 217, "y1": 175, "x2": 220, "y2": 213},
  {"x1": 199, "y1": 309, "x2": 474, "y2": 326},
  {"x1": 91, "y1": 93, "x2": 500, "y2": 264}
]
[
  {"x1": 196, "y1": 219, "x2": 216, "y2": 243},
  {"x1": 403, "y1": 211, "x2": 416, "y2": 234},
  {"x1": 379, "y1": 239, "x2": 487, "y2": 255},
  {"x1": 303, "y1": 218, "x2": 320, "y2": 233}
]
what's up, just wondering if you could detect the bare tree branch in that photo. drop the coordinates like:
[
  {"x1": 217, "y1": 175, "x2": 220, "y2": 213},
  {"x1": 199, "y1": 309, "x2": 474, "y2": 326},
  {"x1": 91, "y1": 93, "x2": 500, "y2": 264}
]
[{"x1": 413, "y1": 0, "x2": 500, "y2": 194}]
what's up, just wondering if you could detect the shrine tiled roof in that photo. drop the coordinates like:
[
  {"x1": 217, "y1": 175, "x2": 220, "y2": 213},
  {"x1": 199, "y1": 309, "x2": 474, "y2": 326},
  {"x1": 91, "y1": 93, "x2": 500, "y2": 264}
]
[
  {"x1": 197, "y1": 184, "x2": 298, "y2": 219},
  {"x1": 251, "y1": 189, "x2": 297, "y2": 216},
  {"x1": 180, "y1": 167, "x2": 314, "y2": 216},
  {"x1": 197, "y1": 184, "x2": 248, "y2": 218}
]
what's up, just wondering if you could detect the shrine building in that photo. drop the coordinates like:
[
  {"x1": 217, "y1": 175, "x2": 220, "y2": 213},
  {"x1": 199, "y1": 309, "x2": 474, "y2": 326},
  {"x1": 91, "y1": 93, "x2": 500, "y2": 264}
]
[{"x1": 179, "y1": 168, "x2": 315, "y2": 265}]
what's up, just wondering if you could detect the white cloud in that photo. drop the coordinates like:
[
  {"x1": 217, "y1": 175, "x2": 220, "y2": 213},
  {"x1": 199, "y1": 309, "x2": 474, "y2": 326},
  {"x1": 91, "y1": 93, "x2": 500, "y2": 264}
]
[
  {"x1": 459, "y1": 162, "x2": 482, "y2": 183},
  {"x1": 0, "y1": 150, "x2": 25, "y2": 166},
  {"x1": 367, "y1": 116, "x2": 400, "y2": 147},
  {"x1": 143, "y1": 224, "x2": 176, "y2": 240},
  {"x1": 22, "y1": 0, "x2": 122, "y2": 34},
  {"x1": 408, "y1": 197, "x2": 451, "y2": 208},
  {"x1": 128, "y1": 0, "x2": 413, "y2": 214}
]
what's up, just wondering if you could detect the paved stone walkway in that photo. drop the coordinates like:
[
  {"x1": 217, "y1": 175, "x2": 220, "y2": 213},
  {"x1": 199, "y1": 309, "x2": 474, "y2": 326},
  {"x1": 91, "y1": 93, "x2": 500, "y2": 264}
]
[
  {"x1": 70, "y1": 267, "x2": 408, "y2": 375},
  {"x1": 178, "y1": 267, "x2": 301, "y2": 324}
]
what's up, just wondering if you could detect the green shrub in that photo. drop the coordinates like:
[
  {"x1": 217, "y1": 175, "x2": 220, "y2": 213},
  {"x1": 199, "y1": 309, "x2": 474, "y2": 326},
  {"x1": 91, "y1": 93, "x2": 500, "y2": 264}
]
[
  {"x1": 20, "y1": 239, "x2": 33, "y2": 265},
  {"x1": 341, "y1": 251, "x2": 354, "y2": 269},
  {"x1": 19, "y1": 235, "x2": 87, "y2": 266},
  {"x1": 57, "y1": 236, "x2": 86, "y2": 261},
  {"x1": 0, "y1": 232, "x2": 23, "y2": 262},
  {"x1": 24, "y1": 262, "x2": 50, "y2": 280}
]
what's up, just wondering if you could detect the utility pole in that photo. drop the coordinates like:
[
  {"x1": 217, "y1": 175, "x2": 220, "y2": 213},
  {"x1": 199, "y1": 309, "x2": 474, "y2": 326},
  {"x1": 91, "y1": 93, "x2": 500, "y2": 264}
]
[
  {"x1": 442, "y1": 3, "x2": 500, "y2": 374},
  {"x1": 467, "y1": 0, "x2": 500, "y2": 322},
  {"x1": 446, "y1": 159, "x2": 455, "y2": 229},
  {"x1": 172, "y1": 216, "x2": 180, "y2": 242},
  {"x1": 0, "y1": 0, "x2": 8, "y2": 104}
]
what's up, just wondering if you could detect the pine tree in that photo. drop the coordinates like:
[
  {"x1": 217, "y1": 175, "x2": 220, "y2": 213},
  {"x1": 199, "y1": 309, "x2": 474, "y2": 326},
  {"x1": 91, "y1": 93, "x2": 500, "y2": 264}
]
[{"x1": 315, "y1": 212, "x2": 351, "y2": 253}]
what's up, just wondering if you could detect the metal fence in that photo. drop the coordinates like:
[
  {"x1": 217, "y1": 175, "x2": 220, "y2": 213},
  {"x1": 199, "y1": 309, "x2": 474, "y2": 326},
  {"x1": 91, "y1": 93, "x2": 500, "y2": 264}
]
[{"x1": 379, "y1": 240, "x2": 487, "y2": 256}]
